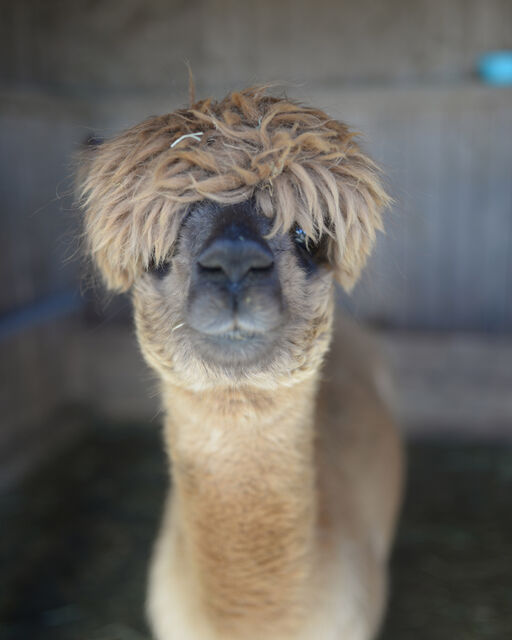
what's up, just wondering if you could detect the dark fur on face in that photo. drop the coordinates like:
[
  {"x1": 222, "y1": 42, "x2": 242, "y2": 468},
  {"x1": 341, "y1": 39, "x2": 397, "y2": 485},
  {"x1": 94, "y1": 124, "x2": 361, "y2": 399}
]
[{"x1": 185, "y1": 202, "x2": 282, "y2": 338}]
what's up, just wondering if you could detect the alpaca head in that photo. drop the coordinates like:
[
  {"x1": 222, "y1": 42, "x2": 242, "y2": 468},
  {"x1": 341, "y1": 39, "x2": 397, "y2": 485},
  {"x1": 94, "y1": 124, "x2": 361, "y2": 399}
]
[{"x1": 78, "y1": 87, "x2": 389, "y2": 390}]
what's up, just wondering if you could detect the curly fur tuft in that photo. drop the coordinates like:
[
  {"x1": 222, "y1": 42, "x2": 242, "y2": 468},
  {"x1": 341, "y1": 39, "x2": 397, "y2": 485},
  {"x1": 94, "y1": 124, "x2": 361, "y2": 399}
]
[{"x1": 78, "y1": 86, "x2": 390, "y2": 292}]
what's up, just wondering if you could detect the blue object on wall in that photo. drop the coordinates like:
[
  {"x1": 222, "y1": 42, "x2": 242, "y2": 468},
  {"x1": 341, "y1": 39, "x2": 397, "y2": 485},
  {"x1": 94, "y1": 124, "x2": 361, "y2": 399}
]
[
  {"x1": 478, "y1": 51, "x2": 512, "y2": 86},
  {"x1": 0, "y1": 290, "x2": 84, "y2": 341}
]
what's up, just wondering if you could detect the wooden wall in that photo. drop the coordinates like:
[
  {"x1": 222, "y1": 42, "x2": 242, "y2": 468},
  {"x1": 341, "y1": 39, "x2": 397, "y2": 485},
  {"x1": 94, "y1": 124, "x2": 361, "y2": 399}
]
[
  {"x1": 0, "y1": 0, "x2": 511, "y2": 483},
  {"x1": 2, "y1": 0, "x2": 511, "y2": 332},
  {"x1": 2, "y1": 0, "x2": 511, "y2": 93}
]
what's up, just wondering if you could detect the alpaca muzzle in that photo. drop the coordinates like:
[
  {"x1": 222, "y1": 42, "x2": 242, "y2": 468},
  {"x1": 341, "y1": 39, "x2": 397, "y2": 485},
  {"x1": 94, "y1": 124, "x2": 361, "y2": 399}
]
[{"x1": 186, "y1": 212, "x2": 284, "y2": 341}]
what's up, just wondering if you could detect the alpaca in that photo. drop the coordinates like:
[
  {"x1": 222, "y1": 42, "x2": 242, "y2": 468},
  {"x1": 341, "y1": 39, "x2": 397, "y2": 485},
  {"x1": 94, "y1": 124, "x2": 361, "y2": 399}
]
[{"x1": 78, "y1": 87, "x2": 403, "y2": 640}]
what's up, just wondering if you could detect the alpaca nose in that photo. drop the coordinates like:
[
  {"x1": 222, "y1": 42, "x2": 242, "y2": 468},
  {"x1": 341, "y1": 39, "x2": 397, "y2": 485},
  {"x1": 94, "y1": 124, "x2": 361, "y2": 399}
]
[{"x1": 198, "y1": 237, "x2": 274, "y2": 283}]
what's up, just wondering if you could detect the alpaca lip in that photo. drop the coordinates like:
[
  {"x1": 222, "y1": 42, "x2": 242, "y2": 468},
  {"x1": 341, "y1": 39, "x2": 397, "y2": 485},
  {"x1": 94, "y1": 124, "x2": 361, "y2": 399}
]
[
  {"x1": 189, "y1": 323, "x2": 277, "y2": 365},
  {"x1": 195, "y1": 325, "x2": 266, "y2": 343},
  {"x1": 217, "y1": 328, "x2": 258, "y2": 341},
  {"x1": 186, "y1": 281, "x2": 285, "y2": 341}
]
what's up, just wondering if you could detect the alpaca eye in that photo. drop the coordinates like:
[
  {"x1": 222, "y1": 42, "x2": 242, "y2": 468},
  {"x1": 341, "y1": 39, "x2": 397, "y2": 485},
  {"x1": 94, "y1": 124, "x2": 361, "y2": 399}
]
[
  {"x1": 293, "y1": 225, "x2": 308, "y2": 248},
  {"x1": 292, "y1": 225, "x2": 316, "y2": 254},
  {"x1": 148, "y1": 258, "x2": 171, "y2": 279}
]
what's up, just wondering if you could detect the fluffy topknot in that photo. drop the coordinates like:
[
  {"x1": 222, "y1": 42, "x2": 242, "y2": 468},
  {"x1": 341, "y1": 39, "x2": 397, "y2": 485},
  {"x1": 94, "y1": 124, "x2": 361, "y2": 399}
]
[{"x1": 78, "y1": 86, "x2": 390, "y2": 291}]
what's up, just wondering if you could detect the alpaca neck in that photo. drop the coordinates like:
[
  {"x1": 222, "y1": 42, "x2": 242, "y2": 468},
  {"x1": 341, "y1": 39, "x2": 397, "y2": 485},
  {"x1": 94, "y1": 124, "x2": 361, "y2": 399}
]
[{"x1": 161, "y1": 376, "x2": 319, "y2": 634}]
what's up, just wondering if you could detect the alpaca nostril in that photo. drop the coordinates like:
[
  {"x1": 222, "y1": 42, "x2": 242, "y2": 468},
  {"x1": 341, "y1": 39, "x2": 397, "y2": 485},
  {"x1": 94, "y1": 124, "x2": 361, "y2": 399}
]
[{"x1": 198, "y1": 237, "x2": 274, "y2": 283}]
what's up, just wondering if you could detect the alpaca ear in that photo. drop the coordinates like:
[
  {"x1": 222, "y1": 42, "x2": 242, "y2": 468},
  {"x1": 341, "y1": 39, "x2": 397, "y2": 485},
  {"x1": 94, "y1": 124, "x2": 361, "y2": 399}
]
[
  {"x1": 76, "y1": 138, "x2": 140, "y2": 292},
  {"x1": 76, "y1": 119, "x2": 181, "y2": 292},
  {"x1": 328, "y1": 156, "x2": 391, "y2": 292}
]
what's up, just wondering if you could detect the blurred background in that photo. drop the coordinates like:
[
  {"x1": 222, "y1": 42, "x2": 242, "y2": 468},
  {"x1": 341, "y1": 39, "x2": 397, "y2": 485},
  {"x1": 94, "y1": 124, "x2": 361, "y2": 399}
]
[{"x1": 1, "y1": 1, "x2": 511, "y2": 639}]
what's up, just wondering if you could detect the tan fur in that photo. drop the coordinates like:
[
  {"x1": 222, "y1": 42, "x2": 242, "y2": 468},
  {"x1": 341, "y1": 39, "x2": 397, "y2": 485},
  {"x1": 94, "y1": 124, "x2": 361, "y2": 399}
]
[
  {"x1": 144, "y1": 316, "x2": 402, "y2": 640},
  {"x1": 78, "y1": 87, "x2": 403, "y2": 640}
]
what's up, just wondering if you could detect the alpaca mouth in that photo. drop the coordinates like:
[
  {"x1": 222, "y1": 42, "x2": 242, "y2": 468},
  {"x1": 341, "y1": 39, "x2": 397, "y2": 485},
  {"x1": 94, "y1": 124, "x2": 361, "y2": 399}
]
[
  {"x1": 188, "y1": 321, "x2": 279, "y2": 367},
  {"x1": 217, "y1": 328, "x2": 258, "y2": 341},
  {"x1": 195, "y1": 322, "x2": 276, "y2": 346},
  {"x1": 186, "y1": 284, "x2": 285, "y2": 362}
]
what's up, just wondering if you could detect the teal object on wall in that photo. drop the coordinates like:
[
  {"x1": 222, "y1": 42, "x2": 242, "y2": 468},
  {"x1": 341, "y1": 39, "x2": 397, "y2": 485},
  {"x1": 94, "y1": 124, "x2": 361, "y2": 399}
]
[{"x1": 478, "y1": 51, "x2": 512, "y2": 85}]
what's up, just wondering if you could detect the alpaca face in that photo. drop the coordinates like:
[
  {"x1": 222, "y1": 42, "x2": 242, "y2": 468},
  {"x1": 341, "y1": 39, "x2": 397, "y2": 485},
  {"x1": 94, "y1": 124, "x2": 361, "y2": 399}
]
[
  {"x1": 79, "y1": 88, "x2": 390, "y2": 388},
  {"x1": 132, "y1": 198, "x2": 335, "y2": 389}
]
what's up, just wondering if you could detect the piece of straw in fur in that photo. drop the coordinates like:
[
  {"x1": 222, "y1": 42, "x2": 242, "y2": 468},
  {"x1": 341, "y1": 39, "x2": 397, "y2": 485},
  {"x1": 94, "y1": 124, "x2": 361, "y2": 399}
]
[{"x1": 170, "y1": 132, "x2": 204, "y2": 148}]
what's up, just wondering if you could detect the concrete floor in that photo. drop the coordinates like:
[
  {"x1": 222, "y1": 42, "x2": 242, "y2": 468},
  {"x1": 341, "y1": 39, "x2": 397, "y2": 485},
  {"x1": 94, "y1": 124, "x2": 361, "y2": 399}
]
[{"x1": 1, "y1": 419, "x2": 511, "y2": 640}]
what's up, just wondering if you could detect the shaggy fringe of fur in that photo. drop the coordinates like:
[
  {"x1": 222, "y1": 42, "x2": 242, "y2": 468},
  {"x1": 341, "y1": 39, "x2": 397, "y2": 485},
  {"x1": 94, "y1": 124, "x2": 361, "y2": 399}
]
[{"x1": 78, "y1": 86, "x2": 390, "y2": 292}]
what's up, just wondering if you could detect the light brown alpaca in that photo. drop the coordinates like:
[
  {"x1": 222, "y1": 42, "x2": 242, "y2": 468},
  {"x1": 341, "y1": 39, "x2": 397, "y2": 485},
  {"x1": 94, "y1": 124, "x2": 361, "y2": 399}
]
[{"x1": 78, "y1": 87, "x2": 403, "y2": 640}]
